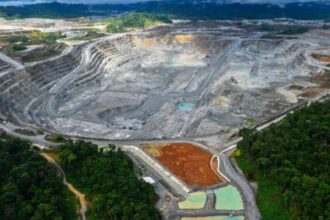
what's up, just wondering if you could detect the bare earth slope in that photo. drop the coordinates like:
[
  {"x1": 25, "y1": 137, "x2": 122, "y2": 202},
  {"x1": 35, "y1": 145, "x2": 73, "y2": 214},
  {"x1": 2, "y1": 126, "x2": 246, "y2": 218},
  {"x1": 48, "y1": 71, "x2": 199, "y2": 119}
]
[{"x1": 0, "y1": 21, "x2": 329, "y2": 148}]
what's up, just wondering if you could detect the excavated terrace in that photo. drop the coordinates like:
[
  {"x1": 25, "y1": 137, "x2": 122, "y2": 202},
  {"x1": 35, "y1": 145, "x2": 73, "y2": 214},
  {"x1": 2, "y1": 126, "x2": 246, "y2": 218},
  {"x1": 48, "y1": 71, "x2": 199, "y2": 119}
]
[{"x1": 0, "y1": 22, "x2": 329, "y2": 146}]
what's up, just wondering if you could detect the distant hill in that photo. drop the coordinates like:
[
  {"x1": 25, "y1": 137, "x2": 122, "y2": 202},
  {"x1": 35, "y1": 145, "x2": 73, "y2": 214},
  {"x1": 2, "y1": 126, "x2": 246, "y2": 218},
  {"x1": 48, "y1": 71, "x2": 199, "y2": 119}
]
[
  {"x1": 2, "y1": 1, "x2": 330, "y2": 6},
  {"x1": 1, "y1": 2, "x2": 330, "y2": 20}
]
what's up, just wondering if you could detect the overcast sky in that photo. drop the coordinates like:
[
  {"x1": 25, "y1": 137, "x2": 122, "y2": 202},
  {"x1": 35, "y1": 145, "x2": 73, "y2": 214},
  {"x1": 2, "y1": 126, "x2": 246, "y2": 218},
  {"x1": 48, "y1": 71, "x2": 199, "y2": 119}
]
[{"x1": 0, "y1": 0, "x2": 329, "y2": 7}]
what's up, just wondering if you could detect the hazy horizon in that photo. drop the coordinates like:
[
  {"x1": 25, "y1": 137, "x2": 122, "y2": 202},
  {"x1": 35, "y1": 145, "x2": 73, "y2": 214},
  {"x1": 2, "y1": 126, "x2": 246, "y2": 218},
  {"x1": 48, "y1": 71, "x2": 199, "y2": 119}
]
[{"x1": 0, "y1": 0, "x2": 329, "y2": 7}]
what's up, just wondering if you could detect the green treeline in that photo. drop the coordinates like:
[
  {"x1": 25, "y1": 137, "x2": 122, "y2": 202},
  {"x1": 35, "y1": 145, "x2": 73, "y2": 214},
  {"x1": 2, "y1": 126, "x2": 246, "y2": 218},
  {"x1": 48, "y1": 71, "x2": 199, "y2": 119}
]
[
  {"x1": 237, "y1": 101, "x2": 330, "y2": 219},
  {"x1": 0, "y1": 3, "x2": 91, "y2": 19},
  {"x1": 0, "y1": 138, "x2": 76, "y2": 220},
  {"x1": 106, "y1": 13, "x2": 172, "y2": 33},
  {"x1": 56, "y1": 140, "x2": 160, "y2": 220},
  {"x1": 2, "y1": 2, "x2": 330, "y2": 20}
]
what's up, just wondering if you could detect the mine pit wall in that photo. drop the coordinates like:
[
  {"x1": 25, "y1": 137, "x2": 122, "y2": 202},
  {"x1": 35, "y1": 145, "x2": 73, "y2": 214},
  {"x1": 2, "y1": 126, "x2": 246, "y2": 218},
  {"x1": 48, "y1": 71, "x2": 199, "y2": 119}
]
[
  {"x1": 1, "y1": 31, "x2": 236, "y2": 138},
  {"x1": 58, "y1": 35, "x2": 136, "y2": 91},
  {"x1": 0, "y1": 44, "x2": 84, "y2": 126},
  {"x1": 0, "y1": 59, "x2": 12, "y2": 73},
  {"x1": 1, "y1": 26, "x2": 329, "y2": 142},
  {"x1": 51, "y1": 35, "x2": 138, "y2": 113},
  {"x1": 0, "y1": 34, "x2": 140, "y2": 132}
]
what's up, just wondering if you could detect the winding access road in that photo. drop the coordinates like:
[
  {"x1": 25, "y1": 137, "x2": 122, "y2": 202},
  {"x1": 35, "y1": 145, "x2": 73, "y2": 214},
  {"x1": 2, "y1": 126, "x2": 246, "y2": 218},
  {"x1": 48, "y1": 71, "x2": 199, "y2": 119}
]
[{"x1": 219, "y1": 153, "x2": 261, "y2": 220}]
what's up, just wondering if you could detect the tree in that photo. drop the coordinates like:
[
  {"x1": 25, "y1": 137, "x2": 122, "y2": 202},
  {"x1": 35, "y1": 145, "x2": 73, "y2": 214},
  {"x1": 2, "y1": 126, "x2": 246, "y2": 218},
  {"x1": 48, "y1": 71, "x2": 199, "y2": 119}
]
[
  {"x1": 0, "y1": 137, "x2": 76, "y2": 220},
  {"x1": 57, "y1": 140, "x2": 160, "y2": 220},
  {"x1": 257, "y1": 157, "x2": 271, "y2": 177},
  {"x1": 237, "y1": 100, "x2": 330, "y2": 219}
]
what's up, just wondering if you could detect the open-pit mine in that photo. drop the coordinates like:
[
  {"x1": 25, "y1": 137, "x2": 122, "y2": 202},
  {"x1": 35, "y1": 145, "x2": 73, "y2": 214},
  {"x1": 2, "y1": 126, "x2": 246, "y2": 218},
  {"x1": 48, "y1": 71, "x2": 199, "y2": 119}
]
[
  {"x1": 1, "y1": 18, "x2": 330, "y2": 220},
  {"x1": 1, "y1": 21, "x2": 329, "y2": 149}
]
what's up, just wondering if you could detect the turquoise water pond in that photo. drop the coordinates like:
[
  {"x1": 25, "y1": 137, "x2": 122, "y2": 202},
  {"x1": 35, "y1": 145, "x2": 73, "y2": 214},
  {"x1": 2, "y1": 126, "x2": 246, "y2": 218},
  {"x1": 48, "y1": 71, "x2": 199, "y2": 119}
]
[
  {"x1": 177, "y1": 102, "x2": 196, "y2": 111},
  {"x1": 214, "y1": 185, "x2": 244, "y2": 210},
  {"x1": 178, "y1": 191, "x2": 206, "y2": 209}
]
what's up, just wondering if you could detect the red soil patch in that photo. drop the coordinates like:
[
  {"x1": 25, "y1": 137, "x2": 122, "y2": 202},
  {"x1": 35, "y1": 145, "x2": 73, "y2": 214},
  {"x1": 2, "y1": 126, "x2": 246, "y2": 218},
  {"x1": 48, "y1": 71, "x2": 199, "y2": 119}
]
[
  {"x1": 312, "y1": 54, "x2": 330, "y2": 63},
  {"x1": 320, "y1": 57, "x2": 330, "y2": 63},
  {"x1": 300, "y1": 86, "x2": 323, "y2": 98},
  {"x1": 156, "y1": 143, "x2": 222, "y2": 187}
]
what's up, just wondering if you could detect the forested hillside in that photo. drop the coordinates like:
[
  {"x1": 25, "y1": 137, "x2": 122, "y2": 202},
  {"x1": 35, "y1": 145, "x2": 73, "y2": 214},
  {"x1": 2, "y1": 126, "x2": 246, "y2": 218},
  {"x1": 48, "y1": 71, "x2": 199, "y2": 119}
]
[
  {"x1": 0, "y1": 137, "x2": 76, "y2": 220},
  {"x1": 1, "y1": 2, "x2": 330, "y2": 20},
  {"x1": 236, "y1": 101, "x2": 330, "y2": 219},
  {"x1": 53, "y1": 140, "x2": 160, "y2": 220}
]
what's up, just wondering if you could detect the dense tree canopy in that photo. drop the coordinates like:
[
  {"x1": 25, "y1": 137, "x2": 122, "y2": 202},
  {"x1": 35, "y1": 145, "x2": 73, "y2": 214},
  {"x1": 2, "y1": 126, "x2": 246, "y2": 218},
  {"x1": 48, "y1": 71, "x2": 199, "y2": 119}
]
[
  {"x1": 238, "y1": 101, "x2": 330, "y2": 219},
  {"x1": 1, "y1": 2, "x2": 330, "y2": 20},
  {"x1": 57, "y1": 140, "x2": 160, "y2": 220},
  {"x1": 0, "y1": 137, "x2": 76, "y2": 220}
]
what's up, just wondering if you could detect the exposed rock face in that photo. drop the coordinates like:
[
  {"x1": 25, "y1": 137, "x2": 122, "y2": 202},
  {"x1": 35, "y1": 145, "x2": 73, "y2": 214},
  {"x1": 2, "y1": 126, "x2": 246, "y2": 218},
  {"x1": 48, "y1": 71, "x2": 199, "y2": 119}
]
[{"x1": 0, "y1": 22, "x2": 329, "y2": 143}]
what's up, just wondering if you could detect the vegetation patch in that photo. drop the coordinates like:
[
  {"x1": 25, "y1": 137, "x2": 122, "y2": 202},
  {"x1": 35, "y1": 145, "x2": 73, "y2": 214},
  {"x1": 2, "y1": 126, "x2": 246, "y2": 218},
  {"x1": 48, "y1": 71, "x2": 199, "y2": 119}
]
[
  {"x1": 35, "y1": 129, "x2": 45, "y2": 135},
  {"x1": 242, "y1": 24, "x2": 309, "y2": 36},
  {"x1": 14, "y1": 128, "x2": 36, "y2": 136},
  {"x1": 0, "y1": 137, "x2": 76, "y2": 220},
  {"x1": 235, "y1": 100, "x2": 330, "y2": 219},
  {"x1": 1, "y1": 2, "x2": 330, "y2": 20},
  {"x1": 243, "y1": 118, "x2": 256, "y2": 127},
  {"x1": 71, "y1": 30, "x2": 105, "y2": 41},
  {"x1": 45, "y1": 134, "x2": 66, "y2": 143},
  {"x1": 51, "y1": 140, "x2": 160, "y2": 220},
  {"x1": 144, "y1": 144, "x2": 162, "y2": 157},
  {"x1": 0, "y1": 31, "x2": 65, "y2": 62},
  {"x1": 234, "y1": 155, "x2": 291, "y2": 220},
  {"x1": 278, "y1": 26, "x2": 309, "y2": 35}
]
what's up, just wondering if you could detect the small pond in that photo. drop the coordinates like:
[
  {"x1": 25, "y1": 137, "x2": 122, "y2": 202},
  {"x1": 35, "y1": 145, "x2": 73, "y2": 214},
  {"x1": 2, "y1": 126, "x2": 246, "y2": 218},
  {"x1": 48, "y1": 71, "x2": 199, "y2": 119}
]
[
  {"x1": 177, "y1": 102, "x2": 196, "y2": 111},
  {"x1": 214, "y1": 185, "x2": 243, "y2": 210},
  {"x1": 178, "y1": 191, "x2": 206, "y2": 209}
]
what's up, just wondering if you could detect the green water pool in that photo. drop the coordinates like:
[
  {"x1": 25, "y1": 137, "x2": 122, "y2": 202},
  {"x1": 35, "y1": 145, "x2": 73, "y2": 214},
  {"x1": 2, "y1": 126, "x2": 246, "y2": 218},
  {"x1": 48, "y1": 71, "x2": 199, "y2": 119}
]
[
  {"x1": 178, "y1": 191, "x2": 206, "y2": 209},
  {"x1": 166, "y1": 60, "x2": 176, "y2": 66},
  {"x1": 177, "y1": 102, "x2": 196, "y2": 111},
  {"x1": 214, "y1": 185, "x2": 244, "y2": 210}
]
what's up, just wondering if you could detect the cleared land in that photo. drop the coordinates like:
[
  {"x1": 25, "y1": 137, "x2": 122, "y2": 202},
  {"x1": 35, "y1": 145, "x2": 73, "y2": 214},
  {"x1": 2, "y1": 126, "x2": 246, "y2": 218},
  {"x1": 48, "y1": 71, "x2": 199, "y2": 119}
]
[
  {"x1": 312, "y1": 53, "x2": 330, "y2": 63},
  {"x1": 144, "y1": 143, "x2": 222, "y2": 187},
  {"x1": 0, "y1": 20, "x2": 329, "y2": 150}
]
